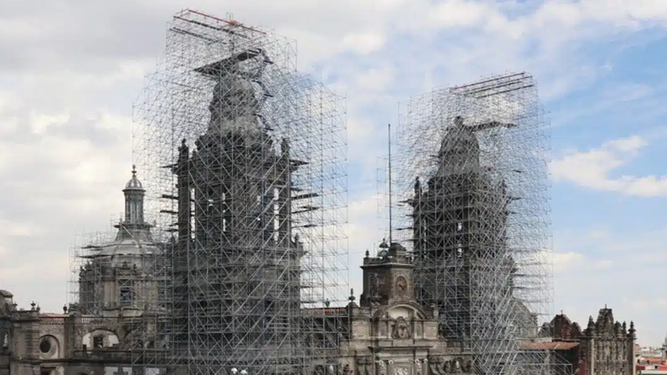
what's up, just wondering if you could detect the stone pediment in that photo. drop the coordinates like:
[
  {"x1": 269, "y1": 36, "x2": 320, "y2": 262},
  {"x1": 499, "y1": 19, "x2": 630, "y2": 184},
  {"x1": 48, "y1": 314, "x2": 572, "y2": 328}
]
[
  {"x1": 365, "y1": 302, "x2": 440, "y2": 342},
  {"x1": 372, "y1": 302, "x2": 429, "y2": 321}
]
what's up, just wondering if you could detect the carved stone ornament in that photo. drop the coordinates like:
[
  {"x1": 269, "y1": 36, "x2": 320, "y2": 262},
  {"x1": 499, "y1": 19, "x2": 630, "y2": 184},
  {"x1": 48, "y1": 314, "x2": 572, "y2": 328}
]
[
  {"x1": 370, "y1": 273, "x2": 379, "y2": 295},
  {"x1": 377, "y1": 360, "x2": 387, "y2": 375},
  {"x1": 356, "y1": 358, "x2": 372, "y2": 375},
  {"x1": 393, "y1": 368, "x2": 408, "y2": 375},
  {"x1": 372, "y1": 273, "x2": 386, "y2": 296},
  {"x1": 392, "y1": 317, "x2": 411, "y2": 339},
  {"x1": 428, "y1": 357, "x2": 473, "y2": 374},
  {"x1": 414, "y1": 359, "x2": 422, "y2": 375},
  {"x1": 395, "y1": 276, "x2": 408, "y2": 296}
]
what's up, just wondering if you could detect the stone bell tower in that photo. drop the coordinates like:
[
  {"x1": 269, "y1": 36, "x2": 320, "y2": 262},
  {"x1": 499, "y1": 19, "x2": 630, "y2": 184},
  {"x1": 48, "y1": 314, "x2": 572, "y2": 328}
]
[
  {"x1": 339, "y1": 240, "x2": 475, "y2": 375},
  {"x1": 360, "y1": 239, "x2": 415, "y2": 308}
]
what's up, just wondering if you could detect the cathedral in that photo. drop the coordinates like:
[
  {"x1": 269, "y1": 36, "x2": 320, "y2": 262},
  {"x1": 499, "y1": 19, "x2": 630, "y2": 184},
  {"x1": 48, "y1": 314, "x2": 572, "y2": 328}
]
[
  {"x1": 0, "y1": 163, "x2": 637, "y2": 375},
  {"x1": 0, "y1": 14, "x2": 637, "y2": 374},
  {"x1": 0, "y1": 70, "x2": 637, "y2": 375}
]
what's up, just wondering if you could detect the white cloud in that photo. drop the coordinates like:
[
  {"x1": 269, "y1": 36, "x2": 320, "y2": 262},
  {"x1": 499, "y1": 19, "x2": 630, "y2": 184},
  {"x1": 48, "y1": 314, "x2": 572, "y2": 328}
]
[
  {"x1": 0, "y1": 105, "x2": 131, "y2": 309},
  {"x1": 552, "y1": 251, "x2": 586, "y2": 272},
  {"x1": 550, "y1": 135, "x2": 667, "y2": 196},
  {"x1": 341, "y1": 33, "x2": 386, "y2": 55},
  {"x1": 551, "y1": 224, "x2": 667, "y2": 346},
  {"x1": 30, "y1": 111, "x2": 71, "y2": 134},
  {"x1": 429, "y1": 0, "x2": 495, "y2": 29},
  {"x1": 626, "y1": 299, "x2": 651, "y2": 313},
  {"x1": 354, "y1": 66, "x2": 395, "y2": 93},
  {"x1": 594, "y1": 259, "x2": 613, "y2": 270},
  {"x1": 0, "y1": 216, "x2": 36, "y2": 238}
]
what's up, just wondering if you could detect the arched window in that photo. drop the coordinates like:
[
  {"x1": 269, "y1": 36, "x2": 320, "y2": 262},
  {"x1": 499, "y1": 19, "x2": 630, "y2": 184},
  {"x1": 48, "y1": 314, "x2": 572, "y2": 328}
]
[
  {"x1": 120, "y1": 284, "x2": 133, "y2": 307},
  {"x1": 93, "y1": 335, "x2": 103, "y2": 349},
  {"x1": 1, "y1": 331, "x2": 8, "y2": 349}
]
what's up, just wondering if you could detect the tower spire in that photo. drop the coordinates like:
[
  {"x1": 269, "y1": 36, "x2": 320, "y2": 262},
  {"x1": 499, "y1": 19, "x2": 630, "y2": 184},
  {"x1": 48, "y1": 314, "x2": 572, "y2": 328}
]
[{"x1": 123, "y1": 165, "x2": 145, "y2": 225}]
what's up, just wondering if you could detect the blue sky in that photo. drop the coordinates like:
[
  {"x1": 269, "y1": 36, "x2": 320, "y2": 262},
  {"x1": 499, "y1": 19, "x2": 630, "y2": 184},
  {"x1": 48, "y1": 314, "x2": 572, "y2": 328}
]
[{"x1": 1, "y1": 0, "x2": 667, "y2": 347}]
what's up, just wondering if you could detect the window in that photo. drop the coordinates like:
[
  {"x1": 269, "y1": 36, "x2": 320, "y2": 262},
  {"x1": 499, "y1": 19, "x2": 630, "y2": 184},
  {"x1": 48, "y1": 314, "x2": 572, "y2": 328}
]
[
  {"x1": 93, "y1": 335, "x2": 103, "y2": 349},
  {"x1": 39, "y1": 339, "x2": 51, "y2": 353},
  {"x1": 120, "y1": 287, "x2": 132, "y2": 307}
]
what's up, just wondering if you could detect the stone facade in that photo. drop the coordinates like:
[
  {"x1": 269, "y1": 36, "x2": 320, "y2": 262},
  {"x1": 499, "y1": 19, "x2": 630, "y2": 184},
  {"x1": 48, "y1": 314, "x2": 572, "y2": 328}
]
[
  {"x1": 1, "y1": 169, "x2": 637, "y2": 375},
  {"x1": 0, "y1": 293, "x2": 165, "y2": 375},
  {"x1": 530, "y1": 307, "x2": 636, "y2": 375},
  {"x1": 0, "y1": 169, "x2": 165, "y2": 375},
  {"x1": 1, "y1": 251, "x2": 639, "y2": 375},
  {"x1": 2, "y1": 240, "x2": 474, "y2": 375},
  {"x1": 336, "y1": 241, "x2": 474, "y2": 375}
]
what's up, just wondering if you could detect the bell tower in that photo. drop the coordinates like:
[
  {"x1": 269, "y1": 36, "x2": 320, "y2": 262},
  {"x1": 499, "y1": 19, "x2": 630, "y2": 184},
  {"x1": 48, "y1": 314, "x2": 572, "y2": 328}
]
[
  {"x1": 345, "y1": 240, "x2": 475, "y2": 375},
  {"x1": 360, "y1": 239, "x2": 415, "y2": 308}
]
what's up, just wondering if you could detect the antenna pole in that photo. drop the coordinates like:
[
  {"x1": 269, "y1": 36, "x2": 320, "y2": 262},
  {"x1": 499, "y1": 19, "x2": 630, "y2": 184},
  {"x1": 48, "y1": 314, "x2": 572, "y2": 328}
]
[{"x1": 388, "y1": 123, "x2": 393, "y2": 245}]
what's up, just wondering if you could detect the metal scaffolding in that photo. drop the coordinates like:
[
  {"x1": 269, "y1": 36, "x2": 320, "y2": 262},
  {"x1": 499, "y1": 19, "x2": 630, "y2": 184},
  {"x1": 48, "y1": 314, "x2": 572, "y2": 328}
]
[
  {"x1": 131, "y1": 9, "x2": 348, "y2": 375},
  {"x1": 71, "y1": 227, "x2": 161, "y2": 316},
  {"x1": 68, "y1": 169, "x2": 166, "y2": 353},
  {"x1": 69, "y1": 230, "x2": 115, "y2": 313},
  {"x1": 394, "y1": 73, "x2": 556, "y2": 374}
]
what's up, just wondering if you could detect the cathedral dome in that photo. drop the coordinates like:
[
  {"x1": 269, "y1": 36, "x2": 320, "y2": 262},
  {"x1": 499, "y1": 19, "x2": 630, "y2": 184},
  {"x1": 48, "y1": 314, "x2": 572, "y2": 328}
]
[
  {"x1": 434, "y1": 116, "x2": 481, "y2": 178},
  {"x1": 438, "y1": 116, "x2": 479, "y2": 158},
  {"x1": 124, "y1": 165, "x2": 144, "y2": 191}
]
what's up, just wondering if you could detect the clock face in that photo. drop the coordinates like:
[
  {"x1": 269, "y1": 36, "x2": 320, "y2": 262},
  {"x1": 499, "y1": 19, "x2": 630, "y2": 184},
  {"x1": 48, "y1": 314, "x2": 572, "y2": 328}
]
[{"x1": 395, "y1": 276, "x2": 408, "y2": 294}]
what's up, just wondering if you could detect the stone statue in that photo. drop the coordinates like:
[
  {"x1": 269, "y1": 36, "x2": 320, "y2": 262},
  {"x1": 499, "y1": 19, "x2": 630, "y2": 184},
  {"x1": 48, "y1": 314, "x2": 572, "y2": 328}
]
[
  {"x1": 364, "y1": 365, "x2": 371, "y2": 375},
  {"x1": 362, "y1": 362, "x2": 372, "y2": 375},
  {"x1": 392, "y1": 317, "x2": 411, "y2": 339},
  {"x1": 429, "y1": 358, "x2": 440, "y2": 375}
]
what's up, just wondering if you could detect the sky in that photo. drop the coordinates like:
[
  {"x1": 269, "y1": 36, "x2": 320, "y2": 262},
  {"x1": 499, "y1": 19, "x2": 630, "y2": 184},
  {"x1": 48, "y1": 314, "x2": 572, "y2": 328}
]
[{"x1": 1, "y1": 0, "x2": 667, "y2": 347}]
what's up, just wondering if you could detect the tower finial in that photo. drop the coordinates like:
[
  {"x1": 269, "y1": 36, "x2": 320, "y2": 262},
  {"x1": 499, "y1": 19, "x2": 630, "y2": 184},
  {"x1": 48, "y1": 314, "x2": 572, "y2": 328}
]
[{"x1": 132, "y1": 164, "x2": 137, "y2": 176}]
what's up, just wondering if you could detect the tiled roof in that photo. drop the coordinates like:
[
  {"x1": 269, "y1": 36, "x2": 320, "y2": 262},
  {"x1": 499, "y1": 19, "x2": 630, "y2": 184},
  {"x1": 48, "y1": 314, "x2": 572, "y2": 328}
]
[{"x1": 522, "y1": 341, "x2": 579, "y2": 351}]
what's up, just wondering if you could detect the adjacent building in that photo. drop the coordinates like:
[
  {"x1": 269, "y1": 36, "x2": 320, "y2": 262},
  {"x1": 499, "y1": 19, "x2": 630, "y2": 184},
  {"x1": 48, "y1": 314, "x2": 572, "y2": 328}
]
[
  {"x1": 524, "y1": 307, "x2": 636, "y2": 375},
  {"x1": 1, "y1": 169, "x2": 164, "y2": 375}
]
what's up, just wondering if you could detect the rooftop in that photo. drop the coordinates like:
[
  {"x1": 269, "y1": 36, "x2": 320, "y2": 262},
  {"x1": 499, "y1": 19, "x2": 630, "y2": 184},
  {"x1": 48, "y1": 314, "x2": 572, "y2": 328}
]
[
  {"x1": 522, "y1": 342, "x2": 579, "y2": 351},
  {"x1": 124, "y1": 165, "x2": 143, "y2": 190}
]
